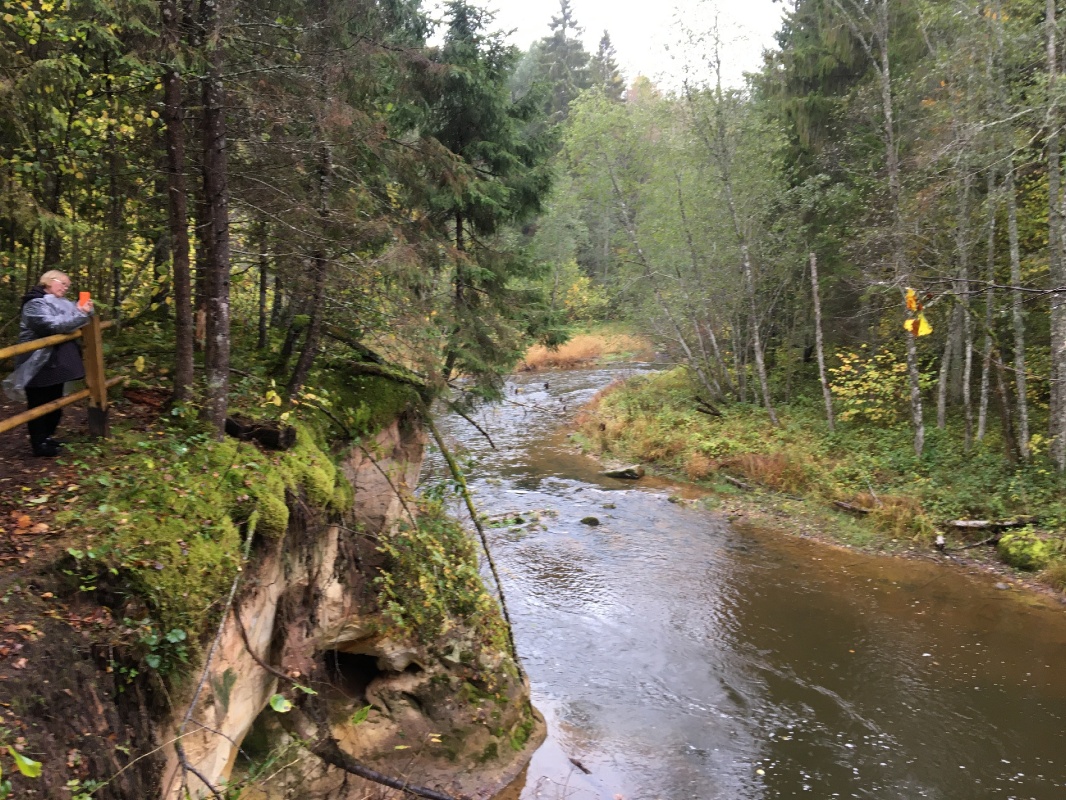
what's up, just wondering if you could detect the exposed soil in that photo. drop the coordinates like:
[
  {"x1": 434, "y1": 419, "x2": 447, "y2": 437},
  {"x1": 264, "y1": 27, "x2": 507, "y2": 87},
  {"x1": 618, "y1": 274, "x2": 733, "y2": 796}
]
[{"x1": 0, "y1": 392, "x2": 169, "y2": 798}]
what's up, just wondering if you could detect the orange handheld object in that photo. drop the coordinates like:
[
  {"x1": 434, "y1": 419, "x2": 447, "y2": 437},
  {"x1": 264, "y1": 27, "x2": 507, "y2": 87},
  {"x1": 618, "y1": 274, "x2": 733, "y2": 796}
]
[{"x1": 79, "y1": 291, "x2": 91, "y2": 305}]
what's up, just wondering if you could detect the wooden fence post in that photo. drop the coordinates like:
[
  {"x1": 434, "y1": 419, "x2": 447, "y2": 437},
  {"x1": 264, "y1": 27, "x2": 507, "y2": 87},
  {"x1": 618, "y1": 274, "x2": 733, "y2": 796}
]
[{"x1": 81, "y1": 315, "x2": 110, "y2": 438}]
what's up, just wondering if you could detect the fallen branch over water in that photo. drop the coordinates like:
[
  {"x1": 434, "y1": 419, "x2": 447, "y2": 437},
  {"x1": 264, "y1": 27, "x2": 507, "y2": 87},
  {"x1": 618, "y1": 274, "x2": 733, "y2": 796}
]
[{"x1": 423, "y1": 406, "x2": 523, "y2": 672}]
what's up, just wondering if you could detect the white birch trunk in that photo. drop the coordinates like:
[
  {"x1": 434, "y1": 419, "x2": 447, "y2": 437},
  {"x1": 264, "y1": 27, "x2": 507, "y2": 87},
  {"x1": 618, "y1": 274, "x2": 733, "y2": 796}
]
[
  {"x1": 1050, "y1": 0, "x2": 1066, "y2": 469},
  {"x1": 809, "y1": 252, "x2": 834, "y2": 430},
  {"x1": 1005, "y1": 167, "x2": 1030, "y2": 458}
]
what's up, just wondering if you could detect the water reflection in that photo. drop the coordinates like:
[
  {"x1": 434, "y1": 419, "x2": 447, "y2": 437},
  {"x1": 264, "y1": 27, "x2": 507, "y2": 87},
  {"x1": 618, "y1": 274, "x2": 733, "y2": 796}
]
[{"x1": 424, "y1": 366, "x2": 1066, "y2": 800}]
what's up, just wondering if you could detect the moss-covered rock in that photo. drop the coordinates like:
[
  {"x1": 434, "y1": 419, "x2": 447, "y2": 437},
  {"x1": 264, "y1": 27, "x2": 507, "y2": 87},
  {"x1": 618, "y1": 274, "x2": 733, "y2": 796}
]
[
  {"x1": 998, "y1": 529, "x2": 1054, "y2": 571},
  {"x1": 278, "y1": 423, "x2": 338, "y2": 507}
]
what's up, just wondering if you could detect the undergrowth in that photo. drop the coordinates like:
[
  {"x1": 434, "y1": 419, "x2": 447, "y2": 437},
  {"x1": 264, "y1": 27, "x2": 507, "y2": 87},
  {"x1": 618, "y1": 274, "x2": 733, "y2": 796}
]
[
  {"x1": 375, "y1": 497, "x2": 509, "y2": 654},
  {"x1": 576, "y1": 367, "x2": 1066, "y2": 580}
]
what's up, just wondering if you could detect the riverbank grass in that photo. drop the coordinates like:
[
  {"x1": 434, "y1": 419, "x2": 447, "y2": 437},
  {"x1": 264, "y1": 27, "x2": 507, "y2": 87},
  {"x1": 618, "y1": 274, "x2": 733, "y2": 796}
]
[
  {"x1": 517, "y1": 328, "x2": 654, "y2": 371},
  {"x1": 574, "y1": 368, "x2": 1066, "y2": 586}
]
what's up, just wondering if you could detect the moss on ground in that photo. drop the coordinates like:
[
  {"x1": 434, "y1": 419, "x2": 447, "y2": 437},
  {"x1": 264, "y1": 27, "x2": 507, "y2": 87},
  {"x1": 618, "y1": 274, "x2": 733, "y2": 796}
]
[
  {"x1": 998, "y1": 529, "x2": 1054, "y2": 571},
  {"x1": 315, "y1": 368, "x2": 421, "y2": 438},
  {"x1": 58, "y1": 421, "x2": 353, "y2": 676}
]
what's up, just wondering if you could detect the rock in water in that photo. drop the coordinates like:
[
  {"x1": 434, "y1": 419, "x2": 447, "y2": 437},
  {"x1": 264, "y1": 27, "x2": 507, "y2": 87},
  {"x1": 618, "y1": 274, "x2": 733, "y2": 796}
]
[
  {"x1": 601, "y1": 464, "x2": 645, "y2": 480},
  {"x1": 580, "y1": 516, "x2": 600, "y2": 526}
]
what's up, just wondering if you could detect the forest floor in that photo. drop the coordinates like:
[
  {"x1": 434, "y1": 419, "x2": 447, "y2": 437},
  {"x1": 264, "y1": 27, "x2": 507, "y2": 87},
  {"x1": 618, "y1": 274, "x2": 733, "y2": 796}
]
[
  {"x1": 0, "y1": 396, "x2": 92, "y2": 659},
  {"x1": 0, "y1": 391, "x2": 172, "y2": 795},
  {"x1": 0, "y1": 390, "x2": 166, "y2": 572}
]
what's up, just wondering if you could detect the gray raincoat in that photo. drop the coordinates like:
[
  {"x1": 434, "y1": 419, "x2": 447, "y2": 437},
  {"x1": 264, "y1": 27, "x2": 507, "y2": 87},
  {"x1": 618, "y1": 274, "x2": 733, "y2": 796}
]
[{"x1": 2, "y1": 290, "x2": 91, "y2": 402}]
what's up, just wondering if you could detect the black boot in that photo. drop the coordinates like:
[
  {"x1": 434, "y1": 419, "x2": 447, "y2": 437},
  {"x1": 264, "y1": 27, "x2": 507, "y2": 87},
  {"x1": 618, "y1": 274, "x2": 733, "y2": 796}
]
[{"x1": 31, "y1": 440, "x2": 60, "y2": 457}]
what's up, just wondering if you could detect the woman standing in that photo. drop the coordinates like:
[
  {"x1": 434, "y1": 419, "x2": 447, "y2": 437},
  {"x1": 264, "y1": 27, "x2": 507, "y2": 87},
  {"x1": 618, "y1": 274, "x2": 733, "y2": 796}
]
[{"x1": 16, "y1": 270, "x2": 94, "y2": 457}]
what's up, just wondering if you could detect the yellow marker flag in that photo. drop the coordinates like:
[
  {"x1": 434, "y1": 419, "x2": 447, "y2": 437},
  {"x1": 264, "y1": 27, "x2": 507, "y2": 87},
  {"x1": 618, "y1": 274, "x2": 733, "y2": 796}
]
[
  {"x1": 904, "y1": 313, "x2": 933, "y2": 337},
  {"x1": 905, "y1": 288, "x2": 919, "y2": 312}
]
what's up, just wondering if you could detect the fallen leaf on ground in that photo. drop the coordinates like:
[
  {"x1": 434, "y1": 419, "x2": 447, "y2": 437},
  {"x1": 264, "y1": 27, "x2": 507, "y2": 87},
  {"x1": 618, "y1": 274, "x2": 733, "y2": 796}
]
[
  {"x1": 15, "y1": 515, "x2": 31, "y2": 530},
  {"x1": 30, "y1": 523, "x2": 49, "y2": 533},
  {"x1": 11, "y1": 657, "x2": 27, "y2": 669}
]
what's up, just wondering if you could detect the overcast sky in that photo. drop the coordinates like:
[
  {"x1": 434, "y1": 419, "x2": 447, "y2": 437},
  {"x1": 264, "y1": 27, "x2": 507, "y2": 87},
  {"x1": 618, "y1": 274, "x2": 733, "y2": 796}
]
[{"x1": 433, "y1": 0, "x2": 788, "y2": 90}]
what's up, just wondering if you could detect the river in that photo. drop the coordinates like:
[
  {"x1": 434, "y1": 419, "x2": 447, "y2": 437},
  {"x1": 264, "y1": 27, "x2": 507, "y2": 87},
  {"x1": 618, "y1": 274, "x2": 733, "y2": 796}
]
[{"x1": 423, "y1": 365, "x2": 1066, "y2": 800}]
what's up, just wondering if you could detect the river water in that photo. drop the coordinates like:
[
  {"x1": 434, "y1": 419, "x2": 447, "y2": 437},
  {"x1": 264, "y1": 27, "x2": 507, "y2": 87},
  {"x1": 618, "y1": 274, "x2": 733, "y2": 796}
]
[{"x1": 423, "y1": 365, "x2": 1066, "y2": 800}]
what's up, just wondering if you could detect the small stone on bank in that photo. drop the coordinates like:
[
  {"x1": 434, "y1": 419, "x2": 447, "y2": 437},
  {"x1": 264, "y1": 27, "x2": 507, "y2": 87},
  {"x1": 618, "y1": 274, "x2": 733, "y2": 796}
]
[{"x1": 601, "y1": 465, "x2": 645, "y2": 480}]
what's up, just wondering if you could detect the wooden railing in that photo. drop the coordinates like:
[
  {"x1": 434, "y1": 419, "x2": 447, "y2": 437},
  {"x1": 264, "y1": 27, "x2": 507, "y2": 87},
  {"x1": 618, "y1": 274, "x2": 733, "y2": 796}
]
[{"x1": 0, "y1": 317, "x2": 124, "y2": 438}]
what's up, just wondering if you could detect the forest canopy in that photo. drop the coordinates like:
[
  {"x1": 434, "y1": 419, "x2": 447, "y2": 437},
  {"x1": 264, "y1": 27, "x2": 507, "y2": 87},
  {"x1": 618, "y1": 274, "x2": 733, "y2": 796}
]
[{"x1": 1, "y1": 0, "x2": 1065, "y2": 476}]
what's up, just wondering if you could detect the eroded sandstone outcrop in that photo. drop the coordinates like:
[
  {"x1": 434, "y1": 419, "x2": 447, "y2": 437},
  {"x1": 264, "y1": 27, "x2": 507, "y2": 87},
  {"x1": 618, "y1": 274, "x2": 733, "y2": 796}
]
[{"x1": 161, "y1": 410, "x2": 542, "y2": 799}]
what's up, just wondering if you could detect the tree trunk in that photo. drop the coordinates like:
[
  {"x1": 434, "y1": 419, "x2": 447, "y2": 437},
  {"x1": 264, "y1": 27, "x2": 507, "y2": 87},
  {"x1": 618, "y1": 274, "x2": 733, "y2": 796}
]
[
  {"x1": 936, "y1": 317, "x2": 955, "y2": 429},
  {"x1": 953, "y1": 154, "x2": 975, "y2": 446},
  {"x1": 270, "y1": 271, "x2": 284, "y2": 328},
  {"x1": 977, "y1": 171, "x2": 996, "y2": 443},
  {"x1": 1005, "y1": 167, "x2": 1030, "y2": 458},
  {"x1": 257, "y1": 220, "x2": 269, "y2": 350},
  {"x1": 809, "y1": 252, "x2": 834, "y2": 430},
  {"x1": 199, "y1": 0, "x2": 231, "y2": 438},
  {"x1": 162, "y1": 0, "x2": 195, "y2": 402},
  {"x1": 287, "y1": 143, "x2": 332, "y2": 399},
  {"x1": 831, "y1": 0, "x2": 923, "y2": 453},
  {"x1": 740, "y1": 256, "x2": 775, "y2": 423},
  {"x1": 276, "y1": 299, "x2": 306, "y2": 375},
  {"x1": 1050, "y1": 0, "x2": 1066, "y2": 470},
  {"x1": 287, "y1": 257, "x2": 326, "y2": 399},
  {"x1": 876, "y1": 5, "x2": 923, "y2": 456},
  {"x1": 993, "y1": 352, "x2": 1019, "y2": 463},
  {"x1": 707, "y1": 97, "x2": 777, "y2": 424}
]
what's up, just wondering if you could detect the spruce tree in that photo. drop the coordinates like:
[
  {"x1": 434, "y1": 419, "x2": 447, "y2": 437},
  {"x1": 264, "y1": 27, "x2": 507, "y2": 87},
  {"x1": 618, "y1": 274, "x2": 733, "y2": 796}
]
[
  {"x1": 427, "y1": 0, "x2": 556, "y2": 392},
  {"x1": 539, "y1": 0, "x2": 592, "y2": 122},
  {"x1": 590, "y1": 30, "x2": 625, "y2": 102}
]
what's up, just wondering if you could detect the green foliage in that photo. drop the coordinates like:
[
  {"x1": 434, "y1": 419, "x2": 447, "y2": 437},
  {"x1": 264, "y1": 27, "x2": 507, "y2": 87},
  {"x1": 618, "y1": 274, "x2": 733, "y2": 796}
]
[
  {"x1": 375, "y1": 498, "x2": 508, "y2": 649},
  {"x1": 6, "y1": 746, "x2": 41, "y2": 778},
  {"x1": 268, "y1": 694, "x2": 293, "y2": 713},
  {"x1": 829, "y1": 346, "x2": 935, "y2": 424},
  {"x1": 424, "y1": 0, "x2": 558, "y2": 390},
  {"x1": 998, "y1": 529, "x2": 1055, "y2": 572}
]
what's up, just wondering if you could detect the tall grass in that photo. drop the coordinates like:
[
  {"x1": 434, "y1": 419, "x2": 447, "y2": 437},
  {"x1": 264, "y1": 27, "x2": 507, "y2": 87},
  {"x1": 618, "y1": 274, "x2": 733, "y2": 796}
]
[{"x1": 517, "y1": 333, "x2": 654, "y2": 371}]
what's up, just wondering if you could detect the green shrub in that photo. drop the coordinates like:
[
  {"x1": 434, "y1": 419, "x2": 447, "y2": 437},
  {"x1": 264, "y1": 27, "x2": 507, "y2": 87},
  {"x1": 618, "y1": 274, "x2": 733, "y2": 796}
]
[
  {"x1": 375, "y1": 499, "x2": 507, "y2": 650},
  {"x1": 998, "y1": 529, "x2": 1054, "y2": 571}
]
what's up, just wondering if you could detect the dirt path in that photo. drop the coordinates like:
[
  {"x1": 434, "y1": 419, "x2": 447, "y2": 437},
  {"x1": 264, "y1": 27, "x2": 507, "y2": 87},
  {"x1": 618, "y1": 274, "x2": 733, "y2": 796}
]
[{"x1": 0, "y1": 395, "x2": 91, "y2": 576}]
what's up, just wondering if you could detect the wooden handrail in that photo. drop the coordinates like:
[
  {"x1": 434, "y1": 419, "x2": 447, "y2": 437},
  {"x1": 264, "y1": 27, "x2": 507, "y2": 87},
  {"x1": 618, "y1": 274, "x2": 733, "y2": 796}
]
[
  {"x1": 0, "y1": 375, "x2": 125, "y2": 436},
  {"x1": 0, "y1": 319, "x2": 115, "y2": 361},
  {"x1": 2, "y1": 317, "x2": 120, "y2": 440}
]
